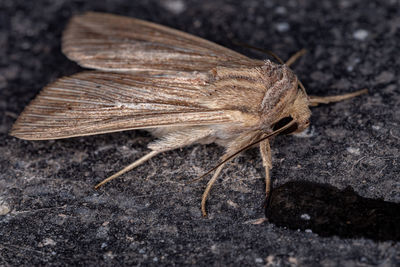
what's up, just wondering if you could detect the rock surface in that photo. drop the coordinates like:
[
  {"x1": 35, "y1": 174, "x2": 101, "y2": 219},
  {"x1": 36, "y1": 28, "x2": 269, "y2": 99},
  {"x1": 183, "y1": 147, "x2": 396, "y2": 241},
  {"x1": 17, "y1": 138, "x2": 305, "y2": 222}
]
[{"x1": 1, "y1": 0, "x2": 399, "y2": 265}]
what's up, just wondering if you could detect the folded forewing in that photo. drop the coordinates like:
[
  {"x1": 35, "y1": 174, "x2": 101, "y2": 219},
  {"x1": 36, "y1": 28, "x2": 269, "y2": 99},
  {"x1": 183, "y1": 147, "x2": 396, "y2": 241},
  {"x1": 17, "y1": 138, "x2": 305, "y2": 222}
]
[
  {"x1": 62, "y1": 12, "x2": 262, "y2": 72},
  {"x1": 10, "y1": 71, "x2": 241, "y2": 140}
]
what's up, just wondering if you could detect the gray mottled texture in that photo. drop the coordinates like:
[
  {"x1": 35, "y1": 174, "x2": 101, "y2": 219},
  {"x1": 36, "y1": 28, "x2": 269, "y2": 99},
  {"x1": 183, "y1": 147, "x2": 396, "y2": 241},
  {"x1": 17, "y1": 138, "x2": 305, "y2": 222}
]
[{"x1": 1, "y1": 0, "x2": 399, "y2": 265}]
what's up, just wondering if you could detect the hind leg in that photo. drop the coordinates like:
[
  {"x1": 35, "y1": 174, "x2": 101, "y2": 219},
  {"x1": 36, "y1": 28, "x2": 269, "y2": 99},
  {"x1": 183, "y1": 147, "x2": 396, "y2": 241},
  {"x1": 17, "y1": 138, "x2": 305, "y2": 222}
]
[{"x1": 95, "y1": 128, "x2": 212, "y2": 189}]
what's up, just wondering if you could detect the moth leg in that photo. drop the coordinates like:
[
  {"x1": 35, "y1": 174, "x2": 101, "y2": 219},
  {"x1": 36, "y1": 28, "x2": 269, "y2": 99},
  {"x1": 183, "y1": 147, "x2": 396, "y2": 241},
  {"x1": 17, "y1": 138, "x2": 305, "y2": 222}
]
[
  {"x1": 309, "y1": 89, "x2": 368, "y2": 107},
  {"x1": 200, "y1": 132, "x2": 263, "y2": 216},
  {"x1": 285, "y1": 49, "x2": 307, "y2": 67},
  {"x1": 259, "y1": 139, "x2": 272, "y2": 206},
  {"x1": 95, "y1": 150, "x2": 161, "y2": 189},
  {"x1": 201, "y1": 138, "x2": 273, "y2": 217},
  {"x1": 201, "y1": 161, "x2": 227, "y2": 217},
  {"x1": 95, "y1": 127, "x2": 213, "y2": 189}
]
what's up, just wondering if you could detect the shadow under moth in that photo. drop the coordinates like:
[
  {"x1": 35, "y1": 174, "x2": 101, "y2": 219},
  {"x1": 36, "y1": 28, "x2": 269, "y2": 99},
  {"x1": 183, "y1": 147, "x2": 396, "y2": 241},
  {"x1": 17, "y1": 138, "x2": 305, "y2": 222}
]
[{"x1": 10, "y1": 12, "x2": 367, "y2": 216}]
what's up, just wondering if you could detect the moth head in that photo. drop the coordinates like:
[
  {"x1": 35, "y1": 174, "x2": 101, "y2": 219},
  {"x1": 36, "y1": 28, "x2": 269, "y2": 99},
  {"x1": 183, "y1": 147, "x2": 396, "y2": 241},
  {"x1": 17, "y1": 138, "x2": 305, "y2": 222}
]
[
  {"x1": 290, "y1": 88, "x2": 311, "y2": 133},
  {"x1": 260, "y1": 61, "x2": 311, "y2": 134}
]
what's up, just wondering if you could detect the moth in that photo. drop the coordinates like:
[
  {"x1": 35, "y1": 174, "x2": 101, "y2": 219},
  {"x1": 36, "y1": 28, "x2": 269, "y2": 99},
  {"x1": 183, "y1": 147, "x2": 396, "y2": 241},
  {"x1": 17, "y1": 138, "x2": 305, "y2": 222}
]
[{"x1": 10, "y1": 12, "x2": 366, "y2": 216}]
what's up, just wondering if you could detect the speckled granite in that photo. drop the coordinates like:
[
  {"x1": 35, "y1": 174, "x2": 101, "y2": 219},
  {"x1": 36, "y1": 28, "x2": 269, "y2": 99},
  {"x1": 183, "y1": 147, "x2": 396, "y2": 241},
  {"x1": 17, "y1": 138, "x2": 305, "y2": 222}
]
[{"x1": 1, "y1": 0, "x2": 399, "y2": 265}]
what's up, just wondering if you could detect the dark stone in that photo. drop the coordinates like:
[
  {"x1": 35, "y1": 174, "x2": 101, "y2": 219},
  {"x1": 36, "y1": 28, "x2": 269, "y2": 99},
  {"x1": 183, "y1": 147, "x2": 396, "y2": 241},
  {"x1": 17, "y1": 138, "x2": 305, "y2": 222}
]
[{"x1": 1, "y1": 0, "x2": 399, "y2": 265}]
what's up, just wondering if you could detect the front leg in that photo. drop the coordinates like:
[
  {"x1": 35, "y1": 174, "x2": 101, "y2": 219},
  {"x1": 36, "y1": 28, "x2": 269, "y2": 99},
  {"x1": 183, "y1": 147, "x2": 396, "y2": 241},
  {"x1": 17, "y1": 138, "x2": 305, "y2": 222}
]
[
  {"x1": 259, "y1": 139, "x2": 272, "y2": 205},
  {"x1": 309, "y1": 89, "x2": 367, "y2": 106}
]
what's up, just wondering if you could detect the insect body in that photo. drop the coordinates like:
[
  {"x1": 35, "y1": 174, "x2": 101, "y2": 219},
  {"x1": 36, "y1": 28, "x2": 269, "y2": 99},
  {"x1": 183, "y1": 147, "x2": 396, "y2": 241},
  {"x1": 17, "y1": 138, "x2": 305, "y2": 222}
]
[{"x1": 10, "y1": 12, "x2": 366, "y2": 216}]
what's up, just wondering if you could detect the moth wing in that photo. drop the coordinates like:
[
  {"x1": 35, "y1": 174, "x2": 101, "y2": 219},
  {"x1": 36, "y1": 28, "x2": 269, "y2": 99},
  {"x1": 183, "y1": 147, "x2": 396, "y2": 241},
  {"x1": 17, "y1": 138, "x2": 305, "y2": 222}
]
[
  {"x1": 62, "y1": 12, "x2": 263, "y2": 72},
  {"x1": 10, "y1": 71, "x2": 244, "y2": 140}
]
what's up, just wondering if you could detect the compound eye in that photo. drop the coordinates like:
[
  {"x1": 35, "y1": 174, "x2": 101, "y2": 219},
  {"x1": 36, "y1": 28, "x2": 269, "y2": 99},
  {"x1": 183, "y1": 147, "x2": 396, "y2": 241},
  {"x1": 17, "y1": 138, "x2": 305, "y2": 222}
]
[{"x1": 273, "y1": 116, "x2": 298, "y2": 135}]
